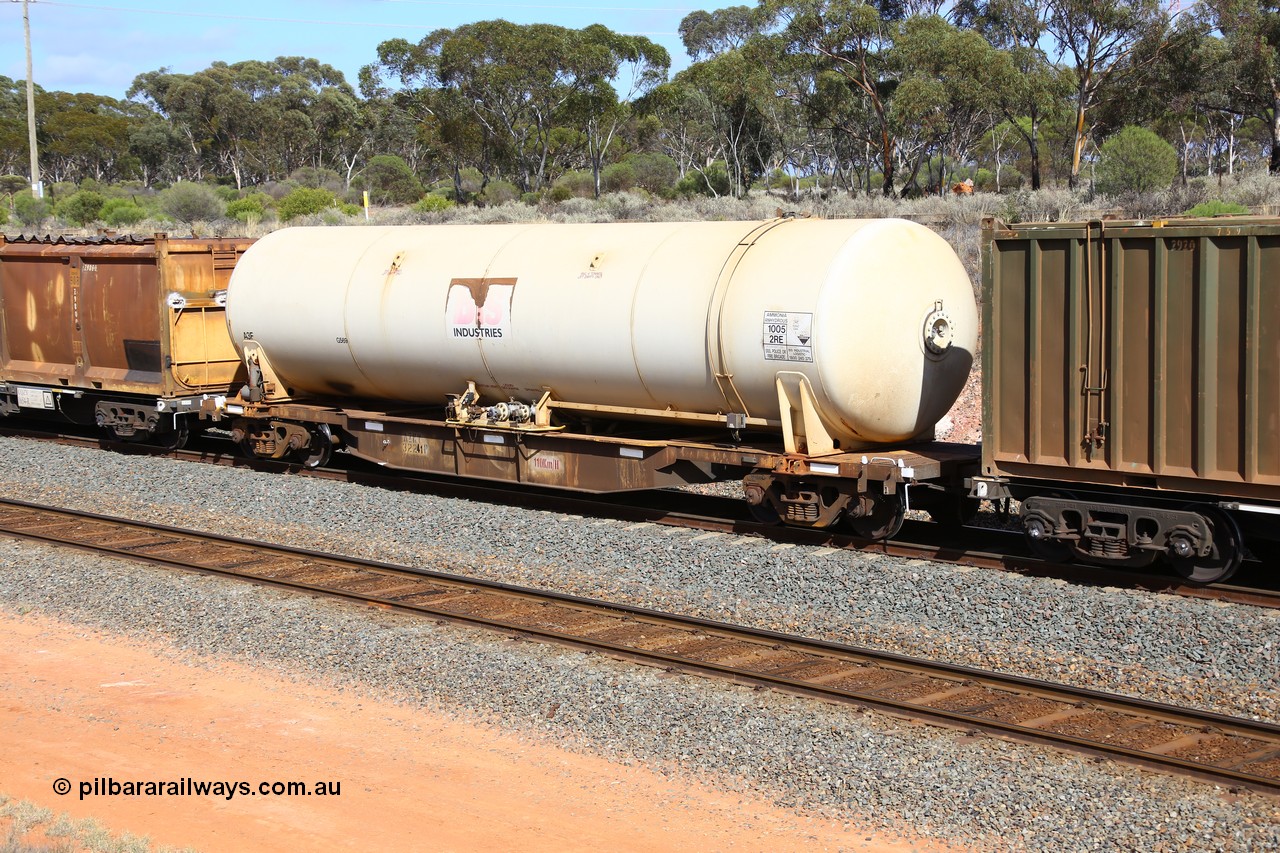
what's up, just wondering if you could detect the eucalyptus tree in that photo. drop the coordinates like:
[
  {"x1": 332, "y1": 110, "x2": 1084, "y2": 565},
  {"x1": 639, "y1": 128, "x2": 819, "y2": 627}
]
[
  {"x1": 1183, "y1": 29, "x2": 1248, "y2": 176},
  {"x1": 265, "y1": 57, "x2": 364, "y2": 182},
  {"x1": 569, "y1": 25, "x2": 669, "y2": 197},
  {"x1": 986, "y1": 48, "x2": 1071, "y2": 189},
  {"x1": 680, "y1": 5, "x2": 762, "y2": 58},
  {"x1": 635, "y1": 79, "x2": 722, "y2": 185},
  {"x1": 1202, "y1": 0, "x2": 1280, "y2": 174},
  {"x1": 892, "y1": 15, "x2": 999, "y2": 193},
  {"x1": 674, "y1": 6, "x2": 810, "y2": 195},
  {"x1": 358, "y1": 68, "x2": 475, "y2": 195},
  {"x1": 1093, "y1": 16, "x2": 1216, "y2": 183},
  {"x1": 0, "y1": 76, "x2": 33, "y2": 177},
  {"x1": 956, "y1": 0, "x2": 1069, "y2": 189},
  {"x1": 762, "y1": 0, "x2": 902, "y2": 196},
  {"x1": 127, "y1": 113, "x2": 184, "y2": 187},
  {"x1": 129, "y1": 57, "x2": 360, "y2": 189},
  {"x1": 309, "y1": 83, "x2": 368, "y2": 189},
  {"x1": 644, "y1": 52, "x2": 769, "y2": 196},
  {"x1": 364, "y1": 20, "x2": 667, "y2": 196},
  {"x1": 127, "y1": 68, "x2": 210, "y2": 181},
  {"x1": 1041, "y1": 0, "x2": 1172, "y2": 188},
  {"x1": 0, "y1": 73, "x2": 172, "y2": 186},
  {"x1": 37, "y1": 92, "x2": 135, "y2": 183}
]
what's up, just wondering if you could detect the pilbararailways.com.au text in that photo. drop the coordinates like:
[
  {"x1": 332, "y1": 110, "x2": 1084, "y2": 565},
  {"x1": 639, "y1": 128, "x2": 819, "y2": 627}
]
[{"x1": 58, "y1": 777, "x2": 341, "y2": 801}]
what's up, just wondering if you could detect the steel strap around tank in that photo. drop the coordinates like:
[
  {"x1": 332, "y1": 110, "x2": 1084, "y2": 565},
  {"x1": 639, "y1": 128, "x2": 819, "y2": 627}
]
[{"x1": 704, "y1": 218, "x2": 795, "y2": 419}]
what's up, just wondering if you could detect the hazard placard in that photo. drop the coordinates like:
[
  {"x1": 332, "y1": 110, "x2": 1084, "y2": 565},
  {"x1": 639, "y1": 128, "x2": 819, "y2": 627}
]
[{"x1": 762, "y1": 311, "x2": 813, "y2": 362}]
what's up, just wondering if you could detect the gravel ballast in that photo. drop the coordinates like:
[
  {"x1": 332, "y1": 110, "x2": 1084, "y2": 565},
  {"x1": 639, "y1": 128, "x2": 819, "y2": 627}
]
[{"x1": 1, "y1": 435, "x2": 1278, "y2": 850}]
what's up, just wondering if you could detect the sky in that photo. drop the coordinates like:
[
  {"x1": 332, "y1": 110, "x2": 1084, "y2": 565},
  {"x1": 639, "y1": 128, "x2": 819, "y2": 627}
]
[{"x1": 0, "y1": 0, "x2": 728, "y2": 101}]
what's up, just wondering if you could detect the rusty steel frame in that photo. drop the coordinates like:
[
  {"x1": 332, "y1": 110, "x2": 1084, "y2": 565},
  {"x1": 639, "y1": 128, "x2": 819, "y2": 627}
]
[
  {"x1": 208, "y1": 398, "x2": 979, "y2": 497},
  {"x1": 0, "y1": 234, "x2": 251, "y2": 428}
]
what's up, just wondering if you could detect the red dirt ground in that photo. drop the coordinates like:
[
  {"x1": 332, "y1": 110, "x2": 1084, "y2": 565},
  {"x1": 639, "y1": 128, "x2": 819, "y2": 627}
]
[{"x1": 0, "y1": 609, "x2": 968, "y2": 852}]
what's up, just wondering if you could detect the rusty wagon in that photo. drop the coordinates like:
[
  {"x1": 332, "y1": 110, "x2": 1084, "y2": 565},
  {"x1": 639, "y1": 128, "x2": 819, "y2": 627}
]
[
  {"x1": 0, "y1": 234, "x2": 251, "y2": 447},
  {"x1": 974, "y1": 217, "x2": 1280, "y2": 582}
]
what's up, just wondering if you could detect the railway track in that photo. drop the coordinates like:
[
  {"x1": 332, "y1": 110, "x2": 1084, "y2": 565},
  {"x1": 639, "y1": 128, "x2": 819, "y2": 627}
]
[
  {"x1": 6, "y1": 425, "x2": 1277, "y2": 611},
  {"x1": 1, "y1": 496, "x2": 1278, "y2": 796}
]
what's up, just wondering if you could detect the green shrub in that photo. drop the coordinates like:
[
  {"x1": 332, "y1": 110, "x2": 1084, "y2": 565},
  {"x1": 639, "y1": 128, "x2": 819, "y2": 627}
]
[
  {"x1": 358, "y1": 155, "x2": 423, "y2": 205},
  {"x1": 159, "y1": 182, "x2": 224, "y2": 223},
  {"x1": 13, "y1": 192, "x2": 51, "y2": 226},
  {"x1": 973, "y1": 167, "x2": 1024, "y2": 193},
  {"x1": 623, "y1": 152, "x2": 679, "y2": 196},
  {"x1": 288, "y1": 166, "x2": 343, "y2": 190},
  {"x1": 676, "y1": 163, "x2": 731, "y2": 198},
  {"x1": 550, "y1": 171, "x2": 595, "y2": 201},
  {"x1": 225, "y1": 193, "x2": 271, "y2": 223},
  {"x1": 1184, "y1": 199, "x2": 1250, "y2": 217},
  {"x1": 413, "y1": 194, "x2": 454, "y2": 213},
  {"x1": 57, "y1": 190, "x2": 106, "y2": 225},
  {"x1": 213, "y1": 185, "x2": 240, "y2": 202},
  {"x1": 1097, "y1": 126, "x2": 1178, "y2": 195},
  {"x1": 100, "y1": 198, "x2": 147, "y2": 226},
  {"x1": 0, "y1": 174, "x2": 26, "y2": 196},
  {"x1": 601, "y1": 161, "x2": 636, "y2": 193},
  {"x1": 479, "y1": 180, "x2": 521, "y2": 206},
  {"x1": 277, "y1": 187, "x2": 337, "y2": 221}
]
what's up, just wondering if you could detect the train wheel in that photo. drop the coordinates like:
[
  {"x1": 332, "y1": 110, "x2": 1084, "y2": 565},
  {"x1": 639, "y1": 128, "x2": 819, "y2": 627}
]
[
  {"x1": 1021, "y1": 491, "x2": 1076, "y2": 563},
  {"x1": 101, "y1": 426, "x2": 145, "y2": 445},
  {"x1": 1168, "y1": 507, "x2": 1243, "y2": 585},
  {"x1": 848, "y1": 493, "x2": 905, "y2": 541},
  {"x1": 298, "y1": 425, "x2": 334, "y2": 469},
  {"x1": 748, "y1": 500, "x2": 781, "y2": 524},
  {"x1": 152, "y1": 422, "x2": 189, "y2": 451},
  {"x1": 1023, "y1": 515, "x2": 1075, "y2": 562}
]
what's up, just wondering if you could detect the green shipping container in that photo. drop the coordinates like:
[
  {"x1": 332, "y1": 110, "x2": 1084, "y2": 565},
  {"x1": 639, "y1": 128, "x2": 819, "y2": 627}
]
[{"x1": 982, "y1": 217, "x2": 1280, "y2": 504}]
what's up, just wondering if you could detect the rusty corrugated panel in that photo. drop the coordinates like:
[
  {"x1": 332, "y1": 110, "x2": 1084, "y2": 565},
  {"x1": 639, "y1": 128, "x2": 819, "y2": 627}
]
[
  {"x1": 1, "y1": 235, "x2": 253, "y2": 398},
  {"x1": 981, "y1": 217, "x2": 1280, "y2": 502},
  {"x1": 2, "y1": 232, "x2": 156, "y2": 246}
]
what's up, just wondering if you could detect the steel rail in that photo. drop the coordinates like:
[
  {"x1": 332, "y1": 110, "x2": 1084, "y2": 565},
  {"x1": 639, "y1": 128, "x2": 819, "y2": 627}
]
[
  {"x1": 0, "y1": 496, "x2": 1278, "y2": 796},
  {"x1": 2, "y1": 425, "x2": 1279, "y2": 610}
]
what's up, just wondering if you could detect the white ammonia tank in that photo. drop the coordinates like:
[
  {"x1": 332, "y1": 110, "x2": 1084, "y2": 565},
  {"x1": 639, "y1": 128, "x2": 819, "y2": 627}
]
[{"x1": 225, "y1": 218, "x2": 977, "y2": 447}]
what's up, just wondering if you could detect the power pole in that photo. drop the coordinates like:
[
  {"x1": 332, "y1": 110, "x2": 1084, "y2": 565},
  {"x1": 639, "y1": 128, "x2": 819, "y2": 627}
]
[{"x1": 20, "y1": 0, "x2": 41, "y2": 197}]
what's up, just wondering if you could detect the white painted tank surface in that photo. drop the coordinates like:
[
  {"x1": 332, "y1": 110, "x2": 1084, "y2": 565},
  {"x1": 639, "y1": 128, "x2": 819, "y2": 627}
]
[{"x1": 225, "y1": 218, "x2": 977, "y2": 446}]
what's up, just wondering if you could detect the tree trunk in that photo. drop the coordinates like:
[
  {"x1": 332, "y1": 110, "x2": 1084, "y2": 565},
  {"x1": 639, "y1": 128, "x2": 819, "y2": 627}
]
[
  {"x1": 880, "y1": 127, "x2": 895, "y2": 198},
  {"x1": 1180, "y1": 123, "x2": 1189, "y2": 186},
  {"x1": 1069, "y1": 97, "x2": 1088, "y2": 190},
  {"x1": 1018, "y1": 118, "x2": 1041, "y2": 191},
  {"x1": 991, "y1": 127, "x2": 1002, "y2": 193},
  {"x1": 1271, "y1": 99, "x2": 1280, "y2": 175}
]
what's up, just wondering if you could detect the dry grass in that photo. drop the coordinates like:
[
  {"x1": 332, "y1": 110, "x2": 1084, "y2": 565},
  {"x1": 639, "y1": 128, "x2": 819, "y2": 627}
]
[
  {"x1": 16, "y1": 172, "x2": 1280, "y2": 241},
  {"x1": 0, "y1": 794, "x2": 194, "y2": 853},
  {"x1": 13, "y1": 174, "x2": 1280, "y2": 296}
]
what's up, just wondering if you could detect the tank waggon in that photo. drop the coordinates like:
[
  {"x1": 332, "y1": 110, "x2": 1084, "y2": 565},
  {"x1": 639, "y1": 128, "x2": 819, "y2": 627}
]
[
  {"x1": 0, "y1": 234, "x2": 252, "y2": 447},
  {"x1": 974, "y1": 217, "x2": 1280, "y2": 583},
  {"x1": 216, "y1": 217, "x2": 980, "y2": 537}
]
